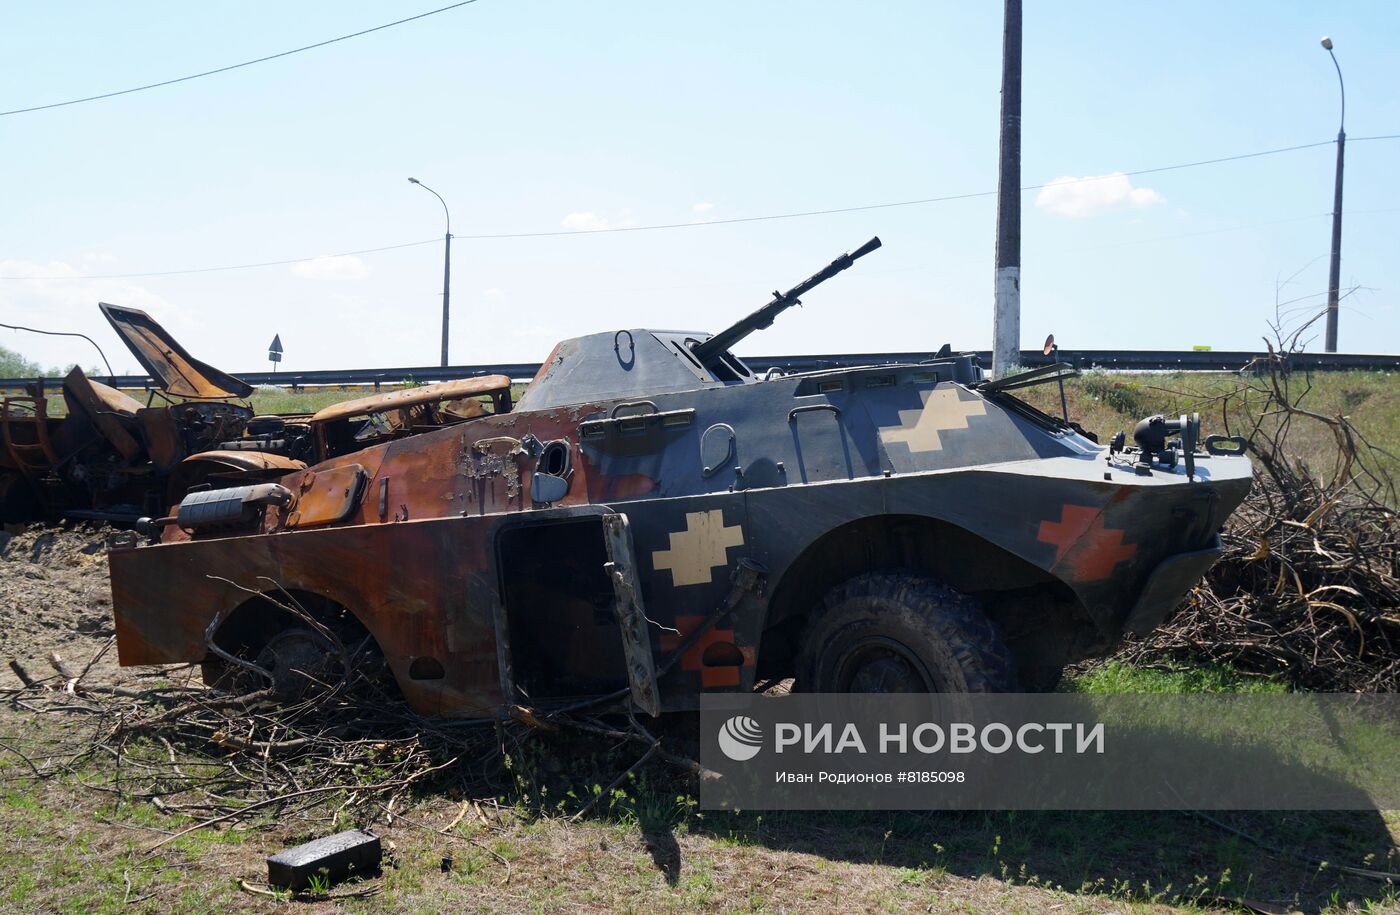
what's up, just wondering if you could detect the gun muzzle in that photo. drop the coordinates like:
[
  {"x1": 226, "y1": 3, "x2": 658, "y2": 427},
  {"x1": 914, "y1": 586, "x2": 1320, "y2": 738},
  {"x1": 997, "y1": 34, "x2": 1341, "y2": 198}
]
[{"x1": 850, "y1": 236, "x2": 882, "y2": 260}]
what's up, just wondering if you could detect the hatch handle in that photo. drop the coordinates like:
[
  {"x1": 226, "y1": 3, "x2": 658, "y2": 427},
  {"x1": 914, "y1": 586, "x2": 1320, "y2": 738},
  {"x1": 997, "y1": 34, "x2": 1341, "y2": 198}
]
[
  {"x1": 610, "y1": 400, "x2": 659, "y2": 419},
  {"x1": 788, "y1": 404, "x2": 841, "y2": 422}
]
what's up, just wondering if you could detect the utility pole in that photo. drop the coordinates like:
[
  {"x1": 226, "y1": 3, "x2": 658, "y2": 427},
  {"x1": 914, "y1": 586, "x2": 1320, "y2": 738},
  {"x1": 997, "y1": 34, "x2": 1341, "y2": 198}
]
[
  {"x1": 1321, "y1": 37, "x2": 1345, "y2": 353},
  {"x1": 440, "y1": 232, "x2": 452, "y2": 367},
  {"x1": 408, "y1": 177, "x2": 453, "y2": 366},
  {"x1": 992, "y1": 0, "x2": 1023, "y2": 377}
]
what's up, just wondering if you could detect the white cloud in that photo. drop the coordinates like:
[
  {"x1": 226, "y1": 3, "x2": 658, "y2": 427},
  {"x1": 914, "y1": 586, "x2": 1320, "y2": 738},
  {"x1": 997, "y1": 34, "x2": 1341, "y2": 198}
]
[
  {"x1": 0, "y1": 257, "x2": 176, "y2": 371},
  {"x1": 692, "y1": 202, "x2": 715, "y2": 214},
  {"x1": 1035, "y1": 172, "x2": 1165, "y2": 218},
  {"x1": 290, "y1": 255, "x2": 368, "y2": 280},
  {"x1": 561, "y1": 211, "x2": 610, "y2": 231},
  {"x1": 560, "y1": 209, "x2": 638, "y2": 232},
  {"x1": 482, "y1": 287, "x2": 504, "y2": 299}
]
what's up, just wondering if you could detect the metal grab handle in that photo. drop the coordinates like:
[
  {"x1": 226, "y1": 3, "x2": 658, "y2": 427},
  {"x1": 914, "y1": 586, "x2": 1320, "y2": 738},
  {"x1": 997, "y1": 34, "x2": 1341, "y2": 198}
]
[
  {"x1": 610, "y1": 400, "x2": 659, "y2": 419},
  {"x1": 1204, "y1": 434, "x2": 1249, "y2": 456},
  {"x1": 788, "y1": 404, "x2": 841, "y2": 422}
]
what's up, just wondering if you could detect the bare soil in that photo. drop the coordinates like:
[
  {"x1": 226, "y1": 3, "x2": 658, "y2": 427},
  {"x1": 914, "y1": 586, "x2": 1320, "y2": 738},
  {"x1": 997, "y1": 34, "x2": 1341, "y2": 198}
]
[
  {"x1": 2, "y1": 526, "x2": 1399, "y2": 913},
  {"x1": 0, "y1": 524, "x2": 128, "y2": 689}
]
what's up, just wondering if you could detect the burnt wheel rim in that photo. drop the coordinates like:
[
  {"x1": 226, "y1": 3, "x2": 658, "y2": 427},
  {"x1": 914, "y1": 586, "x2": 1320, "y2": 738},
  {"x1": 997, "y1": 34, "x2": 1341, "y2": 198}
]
[
  {"x1": 833, "y1": 636, "x2": 935, "y2": 693},
  {"x1": 256, "y1": 630, "x2": 334, "y2": 698}
]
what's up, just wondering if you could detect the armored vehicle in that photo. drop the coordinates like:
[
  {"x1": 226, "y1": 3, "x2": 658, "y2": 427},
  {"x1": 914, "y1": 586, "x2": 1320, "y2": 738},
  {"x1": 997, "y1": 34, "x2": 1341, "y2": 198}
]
[{"x1": 107, "y1": 238, "x2": 1252, "y2": 714}]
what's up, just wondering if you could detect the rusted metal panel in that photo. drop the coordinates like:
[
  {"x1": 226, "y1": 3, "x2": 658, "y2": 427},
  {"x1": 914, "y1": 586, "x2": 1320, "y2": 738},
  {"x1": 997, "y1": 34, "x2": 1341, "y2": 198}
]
[
  {"x1": 139, "y1": 407, "x2": 183, "y2": 472},
  {"x1": 62, "y1": 369, "x2": 143, "y2": 462},
  {"x1": 0, "y1": 396, "x2": 60, "y2": 474},
  {"x1": 111, "y1": 515, "x2": 507, "y2": 717},
  {"x1": 309, "y1": 376, "x2": 511, "y2": 423},
  {"x1": 286, "y1": 464, "x2": 368, "y2": 528},
  {"x1": 99, "y1": 302, "x2": 252, "y2": 399}
]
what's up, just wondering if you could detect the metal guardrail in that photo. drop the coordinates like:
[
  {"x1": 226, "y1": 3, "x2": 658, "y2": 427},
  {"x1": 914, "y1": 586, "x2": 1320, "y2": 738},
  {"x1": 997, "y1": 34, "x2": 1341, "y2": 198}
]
[{"x1": 3, "y1": 349, "x2": 1396, "y2": 393}]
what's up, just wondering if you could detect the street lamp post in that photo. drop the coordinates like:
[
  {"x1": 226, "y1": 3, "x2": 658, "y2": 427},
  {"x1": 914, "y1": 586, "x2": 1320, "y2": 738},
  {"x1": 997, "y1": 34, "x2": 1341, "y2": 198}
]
[
  {"x1": 408, "y1": 177, "x2": 452, "y2": 366},
  {"x1": 1321, "y1": 37, "x2": 1345, "y2": 353}
]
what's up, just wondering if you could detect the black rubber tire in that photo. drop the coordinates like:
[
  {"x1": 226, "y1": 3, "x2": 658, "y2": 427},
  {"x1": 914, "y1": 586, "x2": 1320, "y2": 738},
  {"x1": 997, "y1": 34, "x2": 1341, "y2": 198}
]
[{"x1": 796, "y1": 573, "x2": 1020, "y2": 693}]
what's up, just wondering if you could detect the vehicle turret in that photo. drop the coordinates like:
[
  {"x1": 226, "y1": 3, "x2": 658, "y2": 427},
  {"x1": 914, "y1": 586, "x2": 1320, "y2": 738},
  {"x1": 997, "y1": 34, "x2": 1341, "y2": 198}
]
[{"x1": 516, "y1": 237, "x2": 882, "y2": 411}]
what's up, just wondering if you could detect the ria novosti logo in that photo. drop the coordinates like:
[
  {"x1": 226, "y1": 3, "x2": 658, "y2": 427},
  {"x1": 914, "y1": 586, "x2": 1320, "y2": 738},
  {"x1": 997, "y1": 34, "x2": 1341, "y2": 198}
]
[
  {"x1": 717, "y1": 716, "x2": 764, "y2": 761},
  {"x1": 715, "y1": 715, "x2": 1107, "y2": 762}
]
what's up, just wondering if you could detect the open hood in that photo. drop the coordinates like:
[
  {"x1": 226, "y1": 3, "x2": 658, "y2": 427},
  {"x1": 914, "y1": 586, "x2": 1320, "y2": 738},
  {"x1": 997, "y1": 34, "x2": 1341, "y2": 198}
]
[{"x1": 99, "y1": 302, "x2": 253, "y2": 399}]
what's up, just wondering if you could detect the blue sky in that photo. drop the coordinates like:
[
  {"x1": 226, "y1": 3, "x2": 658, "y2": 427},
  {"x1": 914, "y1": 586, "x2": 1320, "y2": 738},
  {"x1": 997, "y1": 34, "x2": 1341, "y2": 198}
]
[{"x1": 3, "y1": 1, "x2": 1397, "y2": 374}]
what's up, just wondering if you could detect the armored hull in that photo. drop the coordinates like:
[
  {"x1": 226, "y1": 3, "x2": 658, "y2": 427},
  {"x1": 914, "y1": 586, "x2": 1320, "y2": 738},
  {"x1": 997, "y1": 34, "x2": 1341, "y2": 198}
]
[{"x1": 108, "y1": 337, "x2": 1250, "y2": 716}]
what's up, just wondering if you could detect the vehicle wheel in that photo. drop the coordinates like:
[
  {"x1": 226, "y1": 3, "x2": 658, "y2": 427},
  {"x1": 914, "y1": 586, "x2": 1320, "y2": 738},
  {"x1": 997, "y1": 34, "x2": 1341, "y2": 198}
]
[
  {"x1": 255, "y1": 628, "x2": 339, "y2": 700},
  {"x1": 796, "y1": 573, "x2": 1019, "y2": 693},
  {"x1": 201, "y1": 627, "x2": 340, "y2": 699}
]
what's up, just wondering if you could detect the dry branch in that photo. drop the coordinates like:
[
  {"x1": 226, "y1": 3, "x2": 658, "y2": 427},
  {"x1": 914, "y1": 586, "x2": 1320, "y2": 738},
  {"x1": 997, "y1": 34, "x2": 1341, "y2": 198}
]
[{"x1": 1115, "y1": 343, "x2": 1399, "y2": 691}]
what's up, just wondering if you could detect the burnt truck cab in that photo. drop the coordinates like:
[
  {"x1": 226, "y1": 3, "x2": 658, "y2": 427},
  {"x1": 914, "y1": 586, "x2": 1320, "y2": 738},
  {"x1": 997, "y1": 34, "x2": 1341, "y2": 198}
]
[{"x1": 107, "y1": 239, "x2": 1252, "y2": 718}]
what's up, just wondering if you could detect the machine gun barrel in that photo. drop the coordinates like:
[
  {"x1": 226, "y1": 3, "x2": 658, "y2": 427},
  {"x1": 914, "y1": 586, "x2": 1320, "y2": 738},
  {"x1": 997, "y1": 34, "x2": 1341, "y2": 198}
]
[{"x1": 691, "y1": 236, "x2": 881, "y2": 367}]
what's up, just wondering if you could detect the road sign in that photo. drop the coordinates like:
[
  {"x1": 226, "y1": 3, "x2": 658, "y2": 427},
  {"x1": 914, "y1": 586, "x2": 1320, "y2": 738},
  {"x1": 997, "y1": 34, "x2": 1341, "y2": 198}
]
[{"x1": 269, "y1": 334, "x2": 283, "y2": 364}]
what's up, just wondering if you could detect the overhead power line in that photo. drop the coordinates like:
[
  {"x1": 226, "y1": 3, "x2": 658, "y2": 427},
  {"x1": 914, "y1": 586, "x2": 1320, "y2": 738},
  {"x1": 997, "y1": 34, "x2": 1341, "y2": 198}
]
[
  {"x1": 0, "y1": 322, "x2": 115, "y2": 376},
  {"x1": 0, "y1": 0, "x2": 482, "y2": 117},
  {"x1": 3, "y1": 135, "x2": 1397, "y2": 281}
]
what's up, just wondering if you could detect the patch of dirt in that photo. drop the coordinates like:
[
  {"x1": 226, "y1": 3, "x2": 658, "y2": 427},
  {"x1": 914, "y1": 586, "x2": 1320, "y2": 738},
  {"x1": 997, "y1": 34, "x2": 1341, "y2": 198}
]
[{"x1": 0, "y1": 524, "x2": 119, "y2": 687}]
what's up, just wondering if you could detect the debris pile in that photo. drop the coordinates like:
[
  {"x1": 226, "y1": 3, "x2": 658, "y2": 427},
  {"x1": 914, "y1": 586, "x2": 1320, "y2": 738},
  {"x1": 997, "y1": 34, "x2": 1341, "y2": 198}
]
[{"x1": 1116, "y1": 354, "x2": 1400, "y2": 691}]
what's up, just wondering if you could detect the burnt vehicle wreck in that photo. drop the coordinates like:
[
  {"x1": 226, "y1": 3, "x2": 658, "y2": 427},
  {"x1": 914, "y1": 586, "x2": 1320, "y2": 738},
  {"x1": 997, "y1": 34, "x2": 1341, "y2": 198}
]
[
  {"x1": 1, "y1": 304, "x2": 263, "y2": 522},
  {"x1": 107, "y1": 237, "x2": 1252, "y2": 713},
  {"x1": 0, "y1": 303, "x2": 511, "y2": 523}
]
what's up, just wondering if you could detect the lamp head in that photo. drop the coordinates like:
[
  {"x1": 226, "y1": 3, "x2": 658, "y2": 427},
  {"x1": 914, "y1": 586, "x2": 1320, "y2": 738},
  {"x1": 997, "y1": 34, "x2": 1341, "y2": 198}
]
[
  {"x1": 407, "y1": 177, "x2": 420, "y2": 184},
  {"x1": 1321, "y1": 36, "x2": 1334, "y2": 50}
]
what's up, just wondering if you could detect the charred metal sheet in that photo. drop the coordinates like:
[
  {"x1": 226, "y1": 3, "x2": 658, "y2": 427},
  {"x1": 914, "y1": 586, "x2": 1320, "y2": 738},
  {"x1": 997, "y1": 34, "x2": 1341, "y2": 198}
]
[
  {"x1": 62, "y1": 368, "x2": 144, "y2": 461},
  {"x1": 168, "y1": 451, "x2": 308, "y2": 505},
  {"x1": 266, "y1": 829, "x2": 381, "y2": 891}
]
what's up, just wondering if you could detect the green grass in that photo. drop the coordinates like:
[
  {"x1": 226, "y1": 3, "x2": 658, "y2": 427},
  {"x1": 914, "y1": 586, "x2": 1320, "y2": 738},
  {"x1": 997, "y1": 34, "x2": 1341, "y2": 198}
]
[
  {"x1": 245, "y1": 385, "x2": 377, "y2": 417},
  {"x1": 5, "y1": 694, "x2": 1399, "y2": 913},
  {"x1": 1064, "y1": 660, "x2": 1289, "y2": 694}
]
